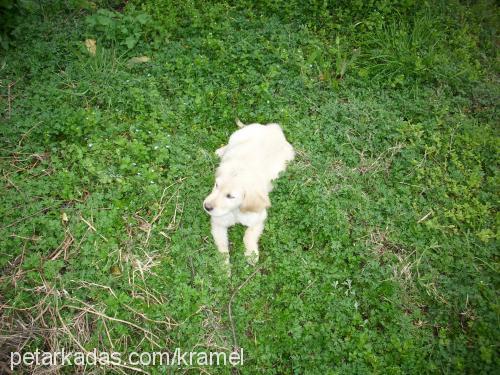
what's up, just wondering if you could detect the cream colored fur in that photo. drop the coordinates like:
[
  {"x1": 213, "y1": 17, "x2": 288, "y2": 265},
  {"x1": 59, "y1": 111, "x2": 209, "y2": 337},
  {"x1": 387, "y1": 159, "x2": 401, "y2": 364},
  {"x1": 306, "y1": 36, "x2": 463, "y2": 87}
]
[{"x1": 203, "y1": 121, "x2": 294, "y2": 270}]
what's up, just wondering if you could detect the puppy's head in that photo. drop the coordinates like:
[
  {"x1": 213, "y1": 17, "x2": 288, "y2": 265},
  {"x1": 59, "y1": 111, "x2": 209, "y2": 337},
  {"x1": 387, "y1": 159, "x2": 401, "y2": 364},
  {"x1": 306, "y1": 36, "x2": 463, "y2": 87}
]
[{"x1": 203, "y1": 175, "x2": 270, "y2": 217}]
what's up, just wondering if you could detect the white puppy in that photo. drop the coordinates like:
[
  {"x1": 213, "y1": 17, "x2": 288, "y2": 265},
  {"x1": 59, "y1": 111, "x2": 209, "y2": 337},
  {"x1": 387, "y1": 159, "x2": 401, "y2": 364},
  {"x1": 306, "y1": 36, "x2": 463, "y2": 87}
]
[{"x1": 203, "y1": 120, "x2": 294, "y2": 269}]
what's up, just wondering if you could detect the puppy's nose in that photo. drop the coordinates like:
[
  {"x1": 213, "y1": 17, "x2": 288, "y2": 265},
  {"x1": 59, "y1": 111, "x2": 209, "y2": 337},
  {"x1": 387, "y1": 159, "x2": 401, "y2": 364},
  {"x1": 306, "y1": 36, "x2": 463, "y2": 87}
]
[{"x1": 204, "y1": 203, "x2": 213, "y2": 212}]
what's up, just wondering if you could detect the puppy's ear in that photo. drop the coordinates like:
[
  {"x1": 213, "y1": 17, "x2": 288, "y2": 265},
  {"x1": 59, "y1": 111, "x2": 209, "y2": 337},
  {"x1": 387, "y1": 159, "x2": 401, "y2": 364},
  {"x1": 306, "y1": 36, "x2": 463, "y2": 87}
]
[{"x1": 240, "y1": 190, "x2": 270, "y2": 213}]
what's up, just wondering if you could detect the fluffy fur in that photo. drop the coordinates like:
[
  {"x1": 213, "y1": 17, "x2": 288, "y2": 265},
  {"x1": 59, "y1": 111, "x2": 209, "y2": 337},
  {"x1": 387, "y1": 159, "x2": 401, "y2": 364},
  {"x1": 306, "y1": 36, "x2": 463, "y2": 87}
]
[{"x1": 203, "y1": 120, "x2": 294, "y2": 269}]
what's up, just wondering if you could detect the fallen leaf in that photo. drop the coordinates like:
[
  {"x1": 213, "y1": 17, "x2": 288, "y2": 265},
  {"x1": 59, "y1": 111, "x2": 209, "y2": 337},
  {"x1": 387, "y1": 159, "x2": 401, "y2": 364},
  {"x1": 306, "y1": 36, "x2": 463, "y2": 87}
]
[
  {"x1": 127, "y1": 56, "x2": 151, "y2": 67},
  {"x1": 110, "y1": 265, "x2": 122, "y2": 276},
  {"x1": 84, "y1": 39, "x2": 96, "y2": 56}
]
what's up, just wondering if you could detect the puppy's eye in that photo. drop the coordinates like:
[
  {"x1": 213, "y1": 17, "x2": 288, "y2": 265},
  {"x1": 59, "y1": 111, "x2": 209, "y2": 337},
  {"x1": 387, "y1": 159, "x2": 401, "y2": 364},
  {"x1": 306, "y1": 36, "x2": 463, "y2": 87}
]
[{"x1": 226, "y1": 193, "x2": 234, "y2": 199}]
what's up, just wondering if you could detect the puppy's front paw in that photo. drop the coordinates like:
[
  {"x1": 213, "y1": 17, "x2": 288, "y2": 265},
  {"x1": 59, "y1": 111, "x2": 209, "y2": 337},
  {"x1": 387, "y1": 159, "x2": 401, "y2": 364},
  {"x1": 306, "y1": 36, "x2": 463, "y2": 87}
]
[
  {"x1": 220, "y1": 252, "x2": 231, "y2": 276},
  {"x1": 245, "y1": 250, "x2": 259, "y2": 266}
]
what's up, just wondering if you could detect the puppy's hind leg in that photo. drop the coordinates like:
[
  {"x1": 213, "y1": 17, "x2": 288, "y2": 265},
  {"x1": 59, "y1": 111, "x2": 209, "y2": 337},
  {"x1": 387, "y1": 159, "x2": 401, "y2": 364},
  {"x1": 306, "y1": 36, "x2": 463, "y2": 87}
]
[
  {"x1": 211, "y1": 221, "x2": 231, "y2": 274},
  {"x1": 243, "y1": 222, "x2": 264, "y2": 266}
]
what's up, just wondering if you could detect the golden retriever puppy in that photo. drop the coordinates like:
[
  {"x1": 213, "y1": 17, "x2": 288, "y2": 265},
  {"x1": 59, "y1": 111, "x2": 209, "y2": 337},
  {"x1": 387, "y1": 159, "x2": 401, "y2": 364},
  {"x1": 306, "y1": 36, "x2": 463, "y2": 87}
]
[{"x1": 203, "y1": 120, "x2": 294, "y2": 269}]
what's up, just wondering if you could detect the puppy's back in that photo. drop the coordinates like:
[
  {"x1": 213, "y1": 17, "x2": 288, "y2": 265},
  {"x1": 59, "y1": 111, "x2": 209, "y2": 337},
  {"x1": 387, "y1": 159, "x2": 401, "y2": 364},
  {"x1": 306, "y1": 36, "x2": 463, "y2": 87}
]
[{"x1": 222, "y1": 123, "x2": 294, "y2": 181}]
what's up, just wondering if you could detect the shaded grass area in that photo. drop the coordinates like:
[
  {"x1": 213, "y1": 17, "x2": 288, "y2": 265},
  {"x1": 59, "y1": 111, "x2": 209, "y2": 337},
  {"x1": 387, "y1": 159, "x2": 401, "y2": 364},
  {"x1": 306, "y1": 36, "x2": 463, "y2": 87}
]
[{"x1": 0, "y1": 0, "x2": 498, "y2": 373}]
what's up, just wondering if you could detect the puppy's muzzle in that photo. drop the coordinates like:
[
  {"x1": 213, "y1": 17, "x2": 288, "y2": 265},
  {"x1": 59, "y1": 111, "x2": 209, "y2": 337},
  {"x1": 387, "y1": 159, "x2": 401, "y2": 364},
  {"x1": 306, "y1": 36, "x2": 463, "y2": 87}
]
[{"x1": 204, "y1": 203, "x2": 214, "y2": 212}]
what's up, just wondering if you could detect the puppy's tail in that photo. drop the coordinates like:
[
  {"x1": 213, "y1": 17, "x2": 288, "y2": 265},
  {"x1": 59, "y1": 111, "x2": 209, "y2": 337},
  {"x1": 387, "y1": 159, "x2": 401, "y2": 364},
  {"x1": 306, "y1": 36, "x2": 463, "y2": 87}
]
[{"x1": 235, "y1": 118, "x2": 245, "y2": 128}]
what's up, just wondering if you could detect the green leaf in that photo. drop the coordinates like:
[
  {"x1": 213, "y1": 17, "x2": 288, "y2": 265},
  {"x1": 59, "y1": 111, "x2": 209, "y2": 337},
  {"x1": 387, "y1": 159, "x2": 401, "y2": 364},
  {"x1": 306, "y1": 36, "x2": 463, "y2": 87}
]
[{"x1": 125, "y1": 35, "x2": 137, "y2": 49}]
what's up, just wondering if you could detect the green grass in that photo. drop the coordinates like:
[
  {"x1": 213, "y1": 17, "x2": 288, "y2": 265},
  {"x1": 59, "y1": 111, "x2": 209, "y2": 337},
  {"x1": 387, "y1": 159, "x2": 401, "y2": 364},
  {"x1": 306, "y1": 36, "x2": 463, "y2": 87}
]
[{"x1": 0, "y1": 0, "x2": 498, "y2": 373}]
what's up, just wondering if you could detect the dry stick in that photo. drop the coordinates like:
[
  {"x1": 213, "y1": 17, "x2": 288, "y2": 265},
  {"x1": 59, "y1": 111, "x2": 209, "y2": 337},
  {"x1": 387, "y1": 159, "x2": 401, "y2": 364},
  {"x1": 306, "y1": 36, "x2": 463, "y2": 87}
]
[
  {"x1": 188, "y1": 256, "x2": 196, "y2": 285},
  {"x1": 133, "y1": 284, "x2": 165, "y2": 305},
  {"x1": 368, "y1": 143, "x2": 403, "y2": 170},
  {"x1": 32, "y1": 299, "x2": 52, "y2": 323},
  {"x1": 179, "y1": 305, "x2": 208, "y2": 326},
  {"x1": 172, "y1": 192, "x2": 184, "y2": 231},
  {"x1": 138, "y1": 177, "x2": 187, "y2": 243},
  {"x1": 66, "y1": 302, "x2": 162, "y2": 348},
  {"x1": 56, "y1": 308, "x2": 149, "y2": 374},
  {"x1": 18, "y1": 121, "x2": 42, "y2": 147},
  {"x1": 7, "y1": 81, "x2": 16, "y2": 119},
  {"x1": 73, "y1": 280, "x2": 118, "y2": 299},
  {"x1": 144, "y1": 178, "x2": 186, "y2": 245},
  {"x1": 417, "y1": 210, "x2": 433, "y2": 224},
  {"x1": 9, "y1": 233, "x2": 40, "y2": 241},
  {"x1": 3, "y1": 170, "x2": 22, "y2": 194},
  {"x1": 182, "y1": 367, "x2": 213, "y2": 375},
  {"x1": 67, "y1": 304, "x2": 160, "y2": 340},
  {"x1": 101, "y1": 318, "x2": 115, "y2": 350},
  {"x1": 152, "y1": 179, "x2": 184, "y2": 223},
  {"x1": 80, "y1": 215, "x2": 108, "y2": 242},
  {"x1": 228, "y1": 264, "x2": 264, "y2": 352},
  {"x1": 0, "y1": 239, "x2": 27, "y2": 282},
  {"x1": 170, "y1": 191, "x2": 180, "y2": 228},
  {"x1": 1, "y1": 204, "x2": 59, "y2": 230},
  {"x1": 48, "y1": 229, "x2": 74, "y2": 260},
  {"x1": 123, "y1": 304, "x2": 178, "y2": 328}
]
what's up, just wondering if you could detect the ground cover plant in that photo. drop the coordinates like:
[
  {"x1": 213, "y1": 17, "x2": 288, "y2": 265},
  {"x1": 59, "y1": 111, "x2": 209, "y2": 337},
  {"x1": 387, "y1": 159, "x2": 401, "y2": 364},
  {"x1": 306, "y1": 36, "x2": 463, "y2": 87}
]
[{"x1": 0, "y1": 0, "x2": 498, "y2": 373}]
